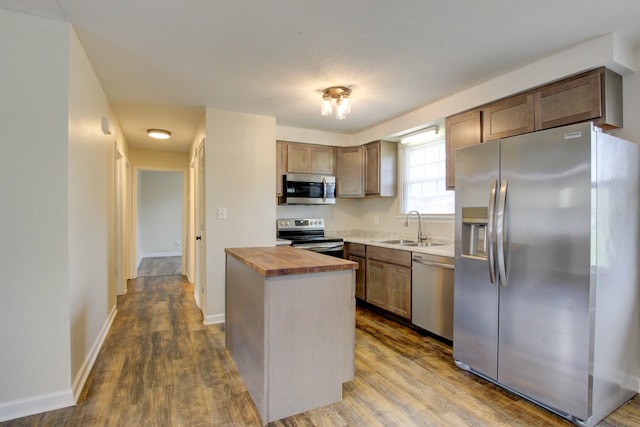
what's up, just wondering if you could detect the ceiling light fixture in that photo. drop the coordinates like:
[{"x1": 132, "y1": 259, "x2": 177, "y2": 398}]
[
  {"x1": 400, "y1": 124, "x2": 440, "y2": 144},
  {"x1": 147, "y1": 129, "x2": 171, "y2": 139},
  {"x1": 321, "y1": 86, "x2": 352, "y2": 120}
]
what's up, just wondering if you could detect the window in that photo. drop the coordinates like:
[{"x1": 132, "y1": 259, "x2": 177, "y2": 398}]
[{"x1": 402, "y1": 137, "x2": 454, "y2": 214}]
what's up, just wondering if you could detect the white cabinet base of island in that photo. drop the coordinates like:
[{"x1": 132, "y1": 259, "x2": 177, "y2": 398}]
[{"x1": 225, "y1": 247, "x2": 357, "y2": 425}]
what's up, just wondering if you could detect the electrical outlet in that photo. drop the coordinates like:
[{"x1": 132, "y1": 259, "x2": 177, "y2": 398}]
[
  {"x1": 373, "y1": 215, "x2": 379, "y2": 224},
  {"x1": 217, "y1": 207, "x2": 227, "y2": 220}
]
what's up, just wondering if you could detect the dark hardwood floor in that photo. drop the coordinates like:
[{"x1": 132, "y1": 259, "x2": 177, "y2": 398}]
[{"x1": 3, "y1": 273, "x2": 639, "y2": 426}]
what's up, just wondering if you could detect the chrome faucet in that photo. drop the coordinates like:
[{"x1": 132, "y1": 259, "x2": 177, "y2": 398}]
[{"x1": 404, "y1": 210, "x2": 430, "y2": 243}]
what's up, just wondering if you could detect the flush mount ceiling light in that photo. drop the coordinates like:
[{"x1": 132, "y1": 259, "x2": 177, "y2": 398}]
[
  {"x1": 400, "y1": 124, "x2": 440, "y2": 144},
  {"x1": 147, "y1": 129, "x2": 171, "y2": 139},
  {"x1": 321, "y1": 86, "x2": 352, "y2": 120}
]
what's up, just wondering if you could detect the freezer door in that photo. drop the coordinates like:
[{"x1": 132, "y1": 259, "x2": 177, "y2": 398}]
[
  {"x1": 497, "y1": 123, "x2": 593, "y2": 420},
  {"x1": 453, "y1": 139, "x2": 500, "y2": 379}
]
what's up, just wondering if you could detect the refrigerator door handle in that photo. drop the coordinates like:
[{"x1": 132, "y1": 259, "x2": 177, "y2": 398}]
[
  {"x1": 487, "y1": 180, "x2": 498, "y2": 284},
  {"x1": 496, "y1": 179, "x2": 508, "y2": 287}
]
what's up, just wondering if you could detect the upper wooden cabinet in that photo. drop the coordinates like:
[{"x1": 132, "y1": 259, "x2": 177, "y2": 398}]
[
  {"x1": 445, "y1": 110, "x2": 482, "y2": 189},
  {"x1": 336, "y1": 146, "x2": 365, "y2": 197},
  {"x1": 285, "y1": 142, "x2": 335, "y2": 175},
  {"x1": 276, "y1": 141, "x2": 336, "y2": 196},
  {"x1": 364, "y1": 140, "x2": 397, "y2": 197},
  {"x1": 445, "y1": 67, "x2": 622, "y2": 189},
  {"x1": 534, "y1": 67, "x2": 622, "y2": 131},
  {"x1": 483, "y1": 93, "x2": 534, "y2": 142},
  {"x1": 337, "y1": 141, "x2": 397, "y2": 198}
]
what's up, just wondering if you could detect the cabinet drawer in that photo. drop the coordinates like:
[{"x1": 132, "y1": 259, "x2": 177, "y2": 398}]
[
  {"x1": 348, "y1": 243, "x2": 366, "y2": 257},
  {"x1": 366, "y1": 245, "x2": 411, "y2": 267}
]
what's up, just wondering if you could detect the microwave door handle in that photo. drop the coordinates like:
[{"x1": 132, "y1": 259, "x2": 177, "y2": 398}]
[{"x1": 322, "y1": 176, "x2": 327, "y2": 203}]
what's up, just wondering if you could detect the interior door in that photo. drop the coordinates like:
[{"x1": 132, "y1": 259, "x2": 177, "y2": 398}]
[
  {"x1": 453, "y1": 139, "x2": 500, "y2": 380},
  {"x1": 194, "y1": 139, "x2": 206, "y2": 312},
  {"x1": 497, "y1": 124, "x2": 592, "y2": 419}
]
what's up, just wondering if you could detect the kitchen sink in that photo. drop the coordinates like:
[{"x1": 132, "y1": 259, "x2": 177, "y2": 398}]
[
  {"x1": 400, "y1": 242, "x2": 445, "y2": 247},
  {"x1": 375, "y1": 239, "x2": 417, "y2": 244}
]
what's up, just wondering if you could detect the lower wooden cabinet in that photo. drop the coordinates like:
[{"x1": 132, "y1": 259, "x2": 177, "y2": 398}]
[
  {"x1": 365, "y1": 246, "x2": 411, "y2": 319},
  {"x1": 345, "y1": 243, "x2": 366, "y2": 300},
  {"x1": 349, "y1": 254, "x2": 366, "y2": 300}
]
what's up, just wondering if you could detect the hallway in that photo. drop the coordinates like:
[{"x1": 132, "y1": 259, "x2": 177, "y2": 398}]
[{"x1": 3, "y1": 275, "x2": 639, "y2": 426}]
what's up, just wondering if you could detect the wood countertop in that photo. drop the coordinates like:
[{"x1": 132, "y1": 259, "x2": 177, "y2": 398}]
[{"x1": 225, "y1": 246, "x2": 358, "y2": 277}]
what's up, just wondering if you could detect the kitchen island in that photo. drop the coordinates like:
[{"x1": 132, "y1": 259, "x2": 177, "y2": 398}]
[{"x1": 224, "y1": 246, "x2": 358, "y2": 424}]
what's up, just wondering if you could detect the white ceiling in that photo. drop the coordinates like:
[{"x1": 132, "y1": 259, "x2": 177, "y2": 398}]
[{"x1": 2, "y1": 0, "x2": 640, "y2": 152}]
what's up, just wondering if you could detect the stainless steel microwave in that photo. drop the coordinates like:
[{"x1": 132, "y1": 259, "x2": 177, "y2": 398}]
[{"x1": 280, "y1": 173, "x2": 336, "y2": 205}]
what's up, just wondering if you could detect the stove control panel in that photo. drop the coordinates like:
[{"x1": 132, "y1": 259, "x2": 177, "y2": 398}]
[{"x1": 277, "y1": 218, "x2": 325, "y2": 230}]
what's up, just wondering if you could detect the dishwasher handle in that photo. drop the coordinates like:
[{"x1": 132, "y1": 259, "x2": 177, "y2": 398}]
[{"x1": 412, "y1": 257, "x2": 454, "y2": 270}]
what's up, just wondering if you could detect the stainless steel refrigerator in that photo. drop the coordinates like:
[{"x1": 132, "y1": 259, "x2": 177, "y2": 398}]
[{"x1": 454, "y1": 122, "x2": 640, "y2": 426}]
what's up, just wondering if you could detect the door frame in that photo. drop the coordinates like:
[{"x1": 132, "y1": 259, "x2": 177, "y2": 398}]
[{"x1": 131, "y1": 166, "x2": 188, "y2": 278}]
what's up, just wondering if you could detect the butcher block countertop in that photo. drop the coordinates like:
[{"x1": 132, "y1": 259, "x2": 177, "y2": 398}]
[{"x1": 224, "y1": 246, "x2": 358, "y2": 277}]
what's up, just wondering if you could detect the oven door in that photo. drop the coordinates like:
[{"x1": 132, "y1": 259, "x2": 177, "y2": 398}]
[
  {"x1": 294, "y1": 241, "x2": 344, "y2": 258},
  {"x1": 282, "y1": 173, "x2": 336, "y2": 205}
]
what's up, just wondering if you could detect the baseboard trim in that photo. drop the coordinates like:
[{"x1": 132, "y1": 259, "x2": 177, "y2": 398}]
[
  {"x1": 194, "y1": 290, "x2": 202, "y2": 310},
  {"x1": 0, "y1": 390, "x2": 75, "y2": 422},
  {"x1": 140, "y1": 252, "x2": 182, "y2": 258},
  {"x1": 72, "y1": 305, "x2": 118, "y2": 402},
  {"x1": 204, "y1": 313, "x2": 225, "y2": 325}
]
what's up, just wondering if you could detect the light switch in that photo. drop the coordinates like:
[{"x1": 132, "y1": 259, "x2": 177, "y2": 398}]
[{"x1": 217, "y1": 207, "x2": 227, "y2": 220}]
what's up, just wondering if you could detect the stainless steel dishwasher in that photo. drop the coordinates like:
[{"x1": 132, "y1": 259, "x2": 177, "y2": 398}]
[{"x1": 411, "y1": 253, "x2": 454, "y2": 340}]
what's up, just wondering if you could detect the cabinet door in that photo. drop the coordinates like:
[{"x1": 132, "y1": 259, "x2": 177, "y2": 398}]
[
  {"x1": 275, "y1": 141, "x2": 286, "y2": 196},
  {"x1": 385, "y1": 264, "x2": 412, "y2": 319},
  {"x1": 349, "y1": 255, "x2": 366, "y2": 300},
  {"x1": 365, "y1": 259, "x2": 386, "y2": 308},
  {"x1": 445, "y1": 110, "x2": 482, "y2": 189},
  {"x1": 336, "y1": 146, "x2": 365, "y2": 197},
  {"x1": 483, "y1": 93, "x2": 534, "y2": 141},
  {"x1": 286, "y1": 143, "x2": 312, "y2": 173},
  {"x1": 311, "y1": 146, "x2": 335, "y2": 175},
  {"x1": 365, "y1": 142, "x2": 380, "y2": 195},
  {"x1": 534, "y1": 70, "x2": 603, "y2": 131}
]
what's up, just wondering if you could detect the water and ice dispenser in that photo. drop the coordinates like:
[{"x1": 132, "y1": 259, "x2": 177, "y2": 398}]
[{"x1": 461, "y1": 207, "x2": 488, "y2": 258}]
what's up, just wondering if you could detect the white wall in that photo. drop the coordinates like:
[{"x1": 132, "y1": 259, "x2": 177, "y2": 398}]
[
  {"x1": 204, "y1": 109, "x2": 276, "y2": 324},
  {"x1": 67, "y1": 26, "x2": 120, "y2": 402},
  {"x1": 137, "y1": 171, "x2": 183, "y2": 257},
  {"x1": 0, "y1": 11, "x2": 73, "y2": 419},
  {"x1": 613, "y1": 45, "x2": 640, "y2": 144},
  {"x1": 0, "y1": 10, "x2": 126, "y2": 421}
]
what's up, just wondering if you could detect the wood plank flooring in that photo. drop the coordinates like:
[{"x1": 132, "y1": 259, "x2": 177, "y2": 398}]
[{"x1": 3, "y1": 273, "x2": 639, "y2": 426}]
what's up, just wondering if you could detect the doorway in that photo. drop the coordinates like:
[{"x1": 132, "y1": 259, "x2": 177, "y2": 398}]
[{"x1": 135, "y1": 169, "x2": 185, "y2": 278}]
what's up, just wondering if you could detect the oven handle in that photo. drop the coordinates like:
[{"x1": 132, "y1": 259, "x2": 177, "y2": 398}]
[{"x1": 294, "y1": 243, "x2": 344, "y2": 252}]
